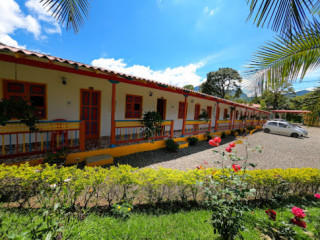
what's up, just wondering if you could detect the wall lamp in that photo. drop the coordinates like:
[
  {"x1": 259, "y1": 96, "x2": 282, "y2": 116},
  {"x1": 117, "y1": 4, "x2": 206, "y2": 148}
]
[{"x1": 62, "y1": 77, "x2": 67, "y2": 85}]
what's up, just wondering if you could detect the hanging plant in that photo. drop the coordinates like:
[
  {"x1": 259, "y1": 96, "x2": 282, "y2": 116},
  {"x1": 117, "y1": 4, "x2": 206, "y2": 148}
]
[
  {"x1": 141, "y1": 111, "x2": 163, "y2": 142},
  {"x1": 198, "y1": 110, "x2": 209, "y2": 122},
  {"x1": 0, "y1": 98, "x2": 39, "y2": 132}
]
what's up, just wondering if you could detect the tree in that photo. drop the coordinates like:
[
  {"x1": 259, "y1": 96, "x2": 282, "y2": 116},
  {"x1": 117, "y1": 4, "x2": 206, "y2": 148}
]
[
  {"x1": 302, "y1": 87, "x2": 320, "y2": 122},
  {"x1": 183, "y1": 85, "x2": 194, "y2": 90},
  {"x1": 40, "y1": 0, "x2": 91, "y2": 33},
  {"x1": 260, "y1": 82, "x2": 295, "y2": 110},
  {"x1": 245, "y1": 0, "x2": 320, "y2": 91},
  {"x1": 201, "y1": 68, "x2": 242, "y2": 99}
]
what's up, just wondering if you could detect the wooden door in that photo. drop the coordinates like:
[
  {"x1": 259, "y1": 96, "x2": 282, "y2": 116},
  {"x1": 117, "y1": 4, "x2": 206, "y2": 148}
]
[
  {"x1": 157, "y1": 98, "x2": 167, "y2": 120},
  {"x1": 80, "y1": 89, "x2": 101, "y2": 139},
  {"x1": 194, "y1": 104, "x2": 200, "y2": 120}
]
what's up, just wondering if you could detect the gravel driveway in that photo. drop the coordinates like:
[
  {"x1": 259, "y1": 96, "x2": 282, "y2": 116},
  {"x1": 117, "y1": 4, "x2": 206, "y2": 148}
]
[{"x1": 114, "y1": 127, "x2": 320, "y2": 170}]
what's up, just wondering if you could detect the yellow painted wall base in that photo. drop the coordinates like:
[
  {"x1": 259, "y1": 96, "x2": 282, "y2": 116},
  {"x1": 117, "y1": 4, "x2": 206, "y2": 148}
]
[
  {"x1": 176, "y1": 141, "x2": 189, "y2": 149},
  {"x1": 7, "y1": 126, "x2": 262, "y2": 167}
]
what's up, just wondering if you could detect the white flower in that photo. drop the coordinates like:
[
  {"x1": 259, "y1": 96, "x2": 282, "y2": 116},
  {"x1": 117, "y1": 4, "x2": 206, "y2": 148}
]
[
  {"x1": 63, "y1": 178, "x2": 71, "y2": 182},
  {"x1": 50, "y1": 184, "x2": 57, "y2": 189}
]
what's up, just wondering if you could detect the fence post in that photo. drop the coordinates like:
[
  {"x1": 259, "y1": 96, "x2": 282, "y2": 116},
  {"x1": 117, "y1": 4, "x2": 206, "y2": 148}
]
[
  {"x1": 170, "y1": 120, "x2": 174, "y2": 138},
  {"x1": 79, "y1": 120, "x2": 86, "y2": 151}
]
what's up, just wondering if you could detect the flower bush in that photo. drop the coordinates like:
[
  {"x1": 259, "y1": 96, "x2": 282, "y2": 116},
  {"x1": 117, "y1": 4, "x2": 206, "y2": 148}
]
[{"x1": 0, "y1": 164, "x2": 319, "y2": 209}]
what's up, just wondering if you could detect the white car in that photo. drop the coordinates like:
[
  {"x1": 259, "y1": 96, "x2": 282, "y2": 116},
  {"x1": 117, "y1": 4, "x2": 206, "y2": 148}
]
[{"x1": 263, "y1": 121, "x2": 308, "y2": 138}]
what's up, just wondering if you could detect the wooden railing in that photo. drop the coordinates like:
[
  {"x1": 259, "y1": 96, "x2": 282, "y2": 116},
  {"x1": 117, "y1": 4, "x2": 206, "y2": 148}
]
[
  {"x1": 115, "y1": 120, "x2": 174, "y2": 144},
  {"x1": 216, "y1": 120, "x2": 231, "y2": 131},
  {"x1": 233, "y1": 120, "x2": 243, "y2": 129},
  {"x1": 184, "y1": 120, "x2": 211, "y2": 135},
  {"x1": 253, "y1": 120, "x2": 260, "y2": 126},
  {"x1": 245, "y1": 120, "x2": 253, "y2": 127},
  {"x1": 0, "y1": 120, "x2": 85, "y2": 159}
]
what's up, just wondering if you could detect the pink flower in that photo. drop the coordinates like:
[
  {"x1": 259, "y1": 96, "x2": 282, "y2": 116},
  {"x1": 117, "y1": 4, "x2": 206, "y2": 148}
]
[
  {"x1": 265, "y1": 209, "x2": 277, "y2": 220},
  {"x1": 232, "y1": 164, "x2": 241, "y2": 172},
  {"x1": 226, "y1": 146, "x2": 232, "y2": 153},
  {"x1": 291, "y1": 207, "x2": 306, "y2": 219},
  {"x1": 209, "y1": 139, "x2": 219, "y2": 146},
  {"x1": 291, "y1": 218, "x2": 307, "y2": 228},
  {"x1": 204, "y1": 161, "x2": 208, "y2": 165},
  {"x1": 229, "y1": 142, "x2": 236, "y2": 148},
  {"x1": 213, "y1": 137, "x2": 221, "y2": 143},
  {"x1": 314, "y1": 193, "x2": 320, "y2": 199}
]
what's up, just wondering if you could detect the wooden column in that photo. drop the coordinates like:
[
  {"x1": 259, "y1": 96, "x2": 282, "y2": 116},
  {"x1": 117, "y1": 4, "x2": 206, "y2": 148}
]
[
  {"x1": 181, "y1": 95, "x2": 188, "y2": 137},
  {"x1": 109, "y1": 80, "x2": 119, "y2": 148},
  {"x1": 229, "y1": 107, "x2": 234, "y2": 130},
  {"x1": 232, "y1": 107, "x2": 236, "y2": 129},
  {"x1": 214, "y1": 102, "x2": 220, "y2": 132}
]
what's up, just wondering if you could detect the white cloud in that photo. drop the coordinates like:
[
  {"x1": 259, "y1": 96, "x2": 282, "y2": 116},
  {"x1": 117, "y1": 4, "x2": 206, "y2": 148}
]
[
  {"x1": 92, "y1": 58, "x2": 206, "y2": 87},
  {"x1": 0, "y1": 0, "x2": 41, "y2": 47},
  {"x1": 0, "y1": 0, "x2": 61, "y2": 48},
  {"x1": 25, "y1": 0, "x2": 61, "y2": 35}
]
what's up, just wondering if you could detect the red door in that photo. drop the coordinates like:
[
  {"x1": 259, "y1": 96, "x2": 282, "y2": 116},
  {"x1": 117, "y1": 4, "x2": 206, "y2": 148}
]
[
  {"x1": 80, "y1": 89, "x2": 101, "y2": 139},
  {"x1": 194, "y1": 104, "x2": 200, "y2": 120}
]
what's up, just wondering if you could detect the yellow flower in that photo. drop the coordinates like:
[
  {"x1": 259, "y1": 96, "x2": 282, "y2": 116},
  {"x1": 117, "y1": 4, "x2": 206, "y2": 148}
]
[
  {"x1": 128, "y1": 208, "x2": 131, "y2": 211},
  {"x1": 89, "y1": 189, "x2": 94, "y2": 193},
  {"x1": 118, "y1": 206, "x2": 121, "y2": 209}
]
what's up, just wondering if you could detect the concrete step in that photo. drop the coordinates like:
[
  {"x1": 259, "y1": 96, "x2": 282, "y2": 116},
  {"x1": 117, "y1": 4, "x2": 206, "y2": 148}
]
[
  {"x1": 85, "y1": 154, "x2": 113, "y2": 167},
  {"x1": 176, "y1": 141, "x2": 189, "y2": 149}
]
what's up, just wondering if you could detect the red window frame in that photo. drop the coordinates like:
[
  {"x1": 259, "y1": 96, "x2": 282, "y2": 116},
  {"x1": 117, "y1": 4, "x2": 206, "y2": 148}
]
[
  {"x1": 3, "y1": 80, "x2": 47, "y2": 119},
  {"x1": 178, "y1": 101, "x2": 187, "y2": 119},
  {"x1": 125, "y1": 94, "x2": 143, "y2": 119}
]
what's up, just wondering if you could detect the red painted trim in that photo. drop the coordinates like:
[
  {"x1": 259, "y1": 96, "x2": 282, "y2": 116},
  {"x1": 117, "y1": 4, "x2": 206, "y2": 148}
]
[
  {"x1": 182, "y1": 96, "x2": 188, "y2": 136},
  {"x1": 110, "y1": 83, "x2": 116, "y2": 146},
  {"x1": 214, "y1": 103, "x2": 220, "y2": 132},
  {"x1": 0, "y1": 53, "x2": 271, "y2": 114}
]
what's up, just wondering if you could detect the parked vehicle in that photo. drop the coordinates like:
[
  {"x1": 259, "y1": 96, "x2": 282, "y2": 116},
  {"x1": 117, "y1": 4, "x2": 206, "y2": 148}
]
[{"x1": 263, "y1": 121, "x2": 308, "y2": 137}]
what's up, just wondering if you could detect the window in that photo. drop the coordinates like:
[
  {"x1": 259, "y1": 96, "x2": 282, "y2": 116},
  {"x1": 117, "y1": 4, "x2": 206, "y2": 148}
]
[
  {"x1": 207, "y1": 106, "x2": 212, "y2": 119},
  {"x1": 178, "y1": 102, "x2": 187, "y2": 119},
  {"x1": 236, "y1": 111, "x2": 239, "y2": 119},
  {"x1": 223, "y1": 109, "x2": 229, "y2": 119},
  {"x1": 268, "y1": 122, "x2": 277, "y2": 126},
  {"x1": 279, "y1": 123, "x2": 287, "y2": 128},
  {"x1": 125, "y1": 94, "x2": 142, "y2": 118},
  {"x1": 3, "y1": 80, "x2": 46, "y2": 119}
]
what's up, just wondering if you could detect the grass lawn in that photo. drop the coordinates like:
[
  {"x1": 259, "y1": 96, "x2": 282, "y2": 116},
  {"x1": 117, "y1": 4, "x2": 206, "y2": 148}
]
[{"x1": 1, "y1": 202, "x2": 319, "y2": 239}]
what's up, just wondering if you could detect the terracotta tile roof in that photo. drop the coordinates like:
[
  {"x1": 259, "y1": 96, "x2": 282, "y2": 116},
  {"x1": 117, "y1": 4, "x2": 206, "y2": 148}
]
[
  {"x1": 0, "y1": 42, "x2": 271, "y2": 114},
  {"x1": 271, "y1": 110, "x2": 311, "y2": 114}
]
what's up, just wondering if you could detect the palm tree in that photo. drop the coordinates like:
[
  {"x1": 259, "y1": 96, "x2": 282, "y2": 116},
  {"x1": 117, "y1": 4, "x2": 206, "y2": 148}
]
[
  {"x1": 40, "y1": 0, "x2": 91, "y2": 33},
  {"x1": 245, "y1": 0, "x2": 320, "y2": 91}
]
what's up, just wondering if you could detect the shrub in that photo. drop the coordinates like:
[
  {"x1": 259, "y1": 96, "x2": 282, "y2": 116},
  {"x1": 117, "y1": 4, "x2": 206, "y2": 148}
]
[
  {"x1": 236, "y1": 129, "x2": 241, "y2": 134},
  {"x1": 221, "y1": 132, "x2": 226, "y2": 139},
  {"x1": 205, "y1": 132, "x2": 212, "y2": 141},
  {"x1": 187, "y1": 137, "x2": 199, "y2": 146},
  {"x1": 247, "y1": 126, "x2": 255, "y2": 131},
  {"x1": 230, "y1": 130, "x2": 236, "y2": 136},
  {"x1": 165, "y1": 139, "x2": 179, "y2": 152}
]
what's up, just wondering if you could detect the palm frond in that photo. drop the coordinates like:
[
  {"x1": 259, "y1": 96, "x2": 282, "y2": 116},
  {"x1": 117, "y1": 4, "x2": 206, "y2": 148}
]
[
  {"x1": 245, "y1": 22, "x2": 320, "y2": 90},
  {"x1": 40, "y1": 0, "x2": 90, "y2": 33},
  {"x1": 246, "y1": 0, "x2": 317, "y2": 34}
]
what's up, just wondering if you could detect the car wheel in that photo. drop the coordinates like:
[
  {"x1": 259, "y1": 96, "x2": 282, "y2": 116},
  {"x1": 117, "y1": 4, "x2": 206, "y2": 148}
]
[
  {"x1": 291, "y1": 133, "x2": 299, "y2": 138},
  {"x1": 264, "y1": 128, "x2": 270, "y2": 133}
]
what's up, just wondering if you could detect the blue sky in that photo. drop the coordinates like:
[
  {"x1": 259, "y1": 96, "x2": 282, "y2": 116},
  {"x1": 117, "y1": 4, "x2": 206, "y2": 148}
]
[{"x1": 1, "y1": 0, "x2": 319, "y2": 94}]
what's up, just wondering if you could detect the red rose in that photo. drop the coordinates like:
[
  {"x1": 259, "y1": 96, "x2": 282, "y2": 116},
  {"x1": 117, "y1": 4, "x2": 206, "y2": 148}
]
[
  {"x1": 27, "y1": 102, "x2": 31, "y2": 106},
  {"x1": 226, "y1": 146, "x2": 232, "y2": 153},
  {"x1": 291, "y1": 207, "x2": 306, "y2": 219},
  {"x1": 209, "y1": 139, "x2": 218, "y2": 146},
  {"x1": 265, "y1": 209, "x2": 277, "y2": 220},
  {"x1": 291, "y1": 218, "x2": 307, "y2": 228},
  {"x1": 213, "y1": 137, "x2": 221, "y2": 143},
  {"x1": 314, "y1": 193, "x2": 320, "y2": 199},
  {"x1": 232, "y1": 164, "x2": 241, "y2": 172},
  {"x1": 229, "y1": 142, "x2": 236, "y2": 148}
]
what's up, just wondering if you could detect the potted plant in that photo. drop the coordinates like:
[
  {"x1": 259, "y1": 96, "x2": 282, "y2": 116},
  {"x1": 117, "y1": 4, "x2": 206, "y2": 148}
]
[
  {"x1": 141, "y1": 111, "x2": 163, "y2": 142},
  {"x1": 43, "y1": 143, "x2": 69, "y2": 166},
  {"x1": 198, "y1": 110, "x2": 209, "y2": 121}
]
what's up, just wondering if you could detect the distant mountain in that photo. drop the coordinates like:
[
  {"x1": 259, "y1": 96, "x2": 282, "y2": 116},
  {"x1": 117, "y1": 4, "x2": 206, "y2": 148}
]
[
  {"x1": 285, "y1": 90, "x2": 311, "y2": 97},
  {"x1": 193, "y1": 86, "x2": 249, "y2": 100}
]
